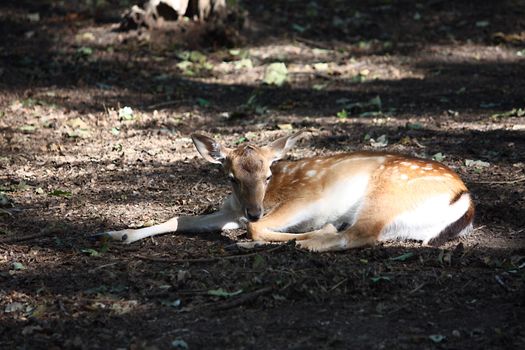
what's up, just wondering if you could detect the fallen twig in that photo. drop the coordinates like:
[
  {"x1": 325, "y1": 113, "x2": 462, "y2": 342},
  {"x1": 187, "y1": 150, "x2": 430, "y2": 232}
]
[
  {"x1": 495, "y1": 275, "x2": 511, "y2": 292},
  {"x1": 0, "y1": 208, "x2": 13, "y2": 216},
  {"x1": 212, "y1": 286, "x2": 273, "y2": 311},
  {"x1": 471, "y1": 176, "x2": 525, "y2": 185},
  {"x1": 146, "y1": 99, "x2": 191, "y2": 110},
  {"x1": 88, "y1": 262, "x2": 119, "y2": 273},
  {"x1": 134, "y1": 242, "x2": 289, "y2": 264},
  {"x1": 328, "y1": 278, "x2": 348, "y2": 292},
  {"x1": 0, "y1": 231, "x2": 53, "y2": 244},
  {"x1": 295, "y1": 37, "x2": 334, "y2": 50},
  {"x1": 409, "y1": 282, "x2": 426, "y2": 294}
]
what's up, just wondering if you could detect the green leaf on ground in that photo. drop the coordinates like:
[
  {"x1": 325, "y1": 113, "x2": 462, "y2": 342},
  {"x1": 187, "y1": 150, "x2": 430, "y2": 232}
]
[
  {"x1": 491, "y1": 108, "x2": 525, "y2": 120},
  {"x1": 189, "y1": 50, "x2": 207, "y2": 64},
  {"x1": 66, "y1": 117, "x2": 91, "y2": 138},
  {"x1": 5, "y1": 302, "x2": 25, "y2": 313},
  {"x1": 263, "y1": 63, "x2": 288, "y2": 86},
  {"x1": 172, "y1": 339, "x2": 189, "y2": 349},
  {"x1": 161, "y1": 299, "x2": 181, "y2": 308},
  {"x1": 233, "y1": 58, "x2": 253, "y2": 69},
  {"x1": 292, "y1": 23, "x2": 307, "y2": 33},
  {"x1": 81, "y1": 248, "x2": 100, "y2": 257},
  {"x1": 77, "y1": 47, "x2": 93, "y2": 56},
  {"x1": 12, "y1": 262, "x2": 26, "y2": 270},
  {"x1": 370, "y1": 134, "x2": 388, "y2": 148},
  {"x1": 277, "y1": 123, "x2": 293, "y2": 130},
  {"x1": 371, "y1": 276, "x2": 391, "y2": 283},
  {"x1": 313, "y1": 62, "x2": 329, "y2": 71},
  {"x1": 176, "y1": 60, "x2": 194, "y2": 75},
  {"x1": 0, "y1": 192, "x2": 11, "y2": 206},
  {"x1": 429, "y1": 334, "x2": 446, "y2": 343},
  {"x1": 252, "y1": 254, "x2": 266, "y2": 270},
  {"x1": 389, "y1": 252, "x2": 414, "y2": 262},
  {"x1": 118, "y1": 106, "x2": 134, "y2": 121},
  {"x1": 406, "y1": 122, "x2": 423, "y2": 130},
  {"x1": 368, "y1": 96, "x2": 382, "y2": 109},
  {"x1": 359, "y1": 111, "x2": 383, "y2": 118},
  {"x1": 48, "y1": 189, "x2": 72, "y2": 198},
  {"x1": 20, "y1": 125, "x2": 37, "y2": 133},
  {"x1": 197, "y1": 98, "x2": 210, "y2": 107},
  {"x1": 235, "y1": 136, "x2": 247, "y2": 144},
  {"x1": 475, "y1": 20, "x2": 490, "y2": 28},
  {"x1": 313, "y1": 83, "x2": 328, "y2": 91},
  {"x1": 207, "y1": 288, "x2": 243, "y2": 298},
  {"x1": 337, "y1": 109, "x2": 348, "y2": 119},
  {"x1": 465, "y1": 159, "x2": 490, "y2": 168},
  {"x1": 432, "y1": 153, "x2": 445, "y2": 162}
]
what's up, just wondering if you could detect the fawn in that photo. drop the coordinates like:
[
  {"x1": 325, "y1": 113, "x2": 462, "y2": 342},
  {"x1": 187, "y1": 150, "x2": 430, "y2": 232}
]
[{"x1": 99, "y1": 132, "x2": 474, "y2": 252}]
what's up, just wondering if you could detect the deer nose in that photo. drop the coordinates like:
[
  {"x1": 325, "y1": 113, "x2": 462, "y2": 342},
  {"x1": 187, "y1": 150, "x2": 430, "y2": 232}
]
[{"x1": 245, "y1": 207, "x2": 262, "y2": 222}]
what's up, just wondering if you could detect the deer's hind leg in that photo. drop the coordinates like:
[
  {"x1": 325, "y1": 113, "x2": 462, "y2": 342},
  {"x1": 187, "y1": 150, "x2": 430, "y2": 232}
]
[
  {"x1": 296, "y1": 225, "x2": 378, "y2": 252},
  {"x1": 245, "y1": 201, "x2": 339, "y2": 244}
]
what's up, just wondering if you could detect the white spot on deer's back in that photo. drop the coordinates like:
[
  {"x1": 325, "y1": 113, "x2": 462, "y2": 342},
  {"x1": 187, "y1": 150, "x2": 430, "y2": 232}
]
[
  {"x1": 306, "y1": 170, "x2": 317, "y2": 177},
  {"x1": 410, "y1": 165, "x2": 419, "y2": 169},
  {"x1": 400, "y1": 174, "x2": 409, "y2": 180}
]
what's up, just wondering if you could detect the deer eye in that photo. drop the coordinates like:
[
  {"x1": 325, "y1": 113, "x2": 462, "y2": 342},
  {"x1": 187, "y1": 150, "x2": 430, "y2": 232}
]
[{"x1": 266, "y1": 175, "x2": 272, "y2": 183}]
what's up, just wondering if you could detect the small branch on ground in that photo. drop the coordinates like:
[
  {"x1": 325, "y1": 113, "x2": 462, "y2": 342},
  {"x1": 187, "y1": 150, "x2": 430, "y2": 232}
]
[
  {"x1": 134, "y1": 242, "x2": 291, "y2": 264},
  {"x1": 0, "y1": 231, "x2": 54, "y2": 244},
  {"x1": 471, "y1": 176, "x2": 525, "y2": 184},
  {"x1": 212, "y1": 286, "x2": 273, "y2": 311}
]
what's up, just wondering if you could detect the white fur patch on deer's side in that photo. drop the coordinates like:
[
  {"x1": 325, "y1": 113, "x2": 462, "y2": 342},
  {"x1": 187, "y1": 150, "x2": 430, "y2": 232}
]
[
  {"x1": 270, "y1": 174, "x2": 370, "y2": 232},
  {"x1": 379, "y1": 192, "x2": 471, "y2": 243}
]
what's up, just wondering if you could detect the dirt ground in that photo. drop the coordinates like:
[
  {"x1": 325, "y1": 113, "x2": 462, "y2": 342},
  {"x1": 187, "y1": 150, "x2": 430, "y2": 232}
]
[{"x1": 1, "y1": 0, "x2": 524, "y2": 349}]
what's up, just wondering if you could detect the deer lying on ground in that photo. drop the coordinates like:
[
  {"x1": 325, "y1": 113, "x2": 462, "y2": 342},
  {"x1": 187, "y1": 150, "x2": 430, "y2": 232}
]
[{"x1": 99, "y1": 132, "x2": 474, "y2": 252}]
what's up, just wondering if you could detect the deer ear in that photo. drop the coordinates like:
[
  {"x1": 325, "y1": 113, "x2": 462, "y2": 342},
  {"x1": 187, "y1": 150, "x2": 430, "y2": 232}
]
[
  {"x1": 191, "y1": 134, "x2": 230, "y2": 164},
  {"x1": 265, "y1": 131, "x2": 304, "y2": 162}
]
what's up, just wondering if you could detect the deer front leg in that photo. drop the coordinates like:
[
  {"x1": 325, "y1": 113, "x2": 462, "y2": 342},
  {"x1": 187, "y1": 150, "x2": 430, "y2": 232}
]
[{"x1": 97, "y1": 196, "x2": 243, "y2": 244}]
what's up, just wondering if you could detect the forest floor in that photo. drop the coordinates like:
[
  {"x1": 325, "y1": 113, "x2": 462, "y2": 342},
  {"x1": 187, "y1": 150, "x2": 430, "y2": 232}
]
[{"x1": 0, "y1": 0, "x2": 524, "y2": 349}]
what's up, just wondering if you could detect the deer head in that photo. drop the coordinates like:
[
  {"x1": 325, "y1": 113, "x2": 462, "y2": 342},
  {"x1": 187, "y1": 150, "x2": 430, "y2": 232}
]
[{"x1": 191, "y1": 132, "x2": 303, "y2": 222}]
